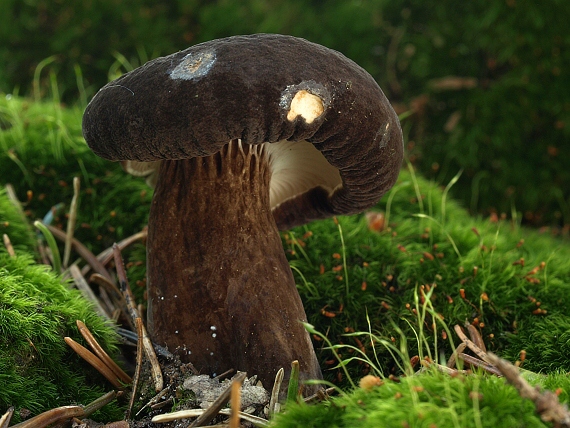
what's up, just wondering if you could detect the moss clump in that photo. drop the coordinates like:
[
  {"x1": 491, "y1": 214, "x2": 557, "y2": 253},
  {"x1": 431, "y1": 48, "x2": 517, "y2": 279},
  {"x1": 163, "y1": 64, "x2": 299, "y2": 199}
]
[
  {"x1": 0, "y1": 187, "x2": 35, "y2": 252},
  {"x1": 3, "y1": 94, "x2": 570, "y2": 424},
  {"x1": 0, "y1": 248, "x2": 124, "y2": 422},
  {"x1": 286, "y1": 167, "x2": 570, "y2": 384},
  {"x1": 271, "y1": 370, "x2": 570, "y2": 428}
]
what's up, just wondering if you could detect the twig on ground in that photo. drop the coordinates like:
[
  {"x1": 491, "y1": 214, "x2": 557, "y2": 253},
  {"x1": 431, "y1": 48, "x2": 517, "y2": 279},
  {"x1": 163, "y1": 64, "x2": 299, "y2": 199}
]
[
  {"x1": 136, "y1": 385, "x2": 171, "y2": 417},
  {"x1": 213, "y1": 368, "x2": 235, "y2": 381},
  {"x1": 465, "y1": 323, "x2": 487, "y2": 352},
  {"x1": 10, "y1": 392, "x2": 117, "y2": 428},
  {"x1": 454, "y1": 324, "x2": 491, "y2": 364},
  {"x1": 64, "y1": 336, "x2": 124, "y2": 389},
  {"x1": 113, "y1": 243, "x2": 163, "y2": 392},
  {"x1": 303, "y1": 387, "x2": 336, "y2": 404},
  {"x1": 486, "y1": 352, "x2": 570, "y2": 428},
  {"x1": 69, "y1": 265, "x2": 110, "y2": 319},
  {"x1": 127, "y1": 317, "x2": 145, "y2": 419},
  {"x1": 449, "y1": 326, "x2": 570, "y2": 426},
  {"x1": 76, "y1": 320, "x2": 132, "y2": 384},
  {"x1": 115, "y1": 328, "x2": 174, "y2": 359},
  {"x1": 2, "y1": 234, "x2": 15, "y2": 257},
  {"x1": 89, "y1": 273, "x2": 133, "y2": 330},
  {"x1": 82, "y1": 391, "x2": 118, "y2": 418},
  {"x1": 151, "y1": 406, "x2": 269, "y2": 426},
  {"x1": 269, "y1": 368, "x2": 284, "y2": 415},
  {"x1": 0, "y1": 407, "x2": 14, "y2": 428},
  {"x1": 10, "y1": 406, "x2": 84, "y2": 428},
  {"x1": 447, "y1": 342, "x2": 467, "y2": 369},
  {"x1": 63, "y1": 177, "x2": 80, "y2": 268}
]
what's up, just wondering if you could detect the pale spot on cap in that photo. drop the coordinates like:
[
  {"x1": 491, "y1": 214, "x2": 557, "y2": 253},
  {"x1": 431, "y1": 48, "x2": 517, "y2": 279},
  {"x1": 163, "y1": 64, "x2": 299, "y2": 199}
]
[
  {"x1": 170, "y1": 50, "x2": 216, "y2": 80},
  {"x1": 286, "y1": 90, "x2": 324, "y2": 124}
]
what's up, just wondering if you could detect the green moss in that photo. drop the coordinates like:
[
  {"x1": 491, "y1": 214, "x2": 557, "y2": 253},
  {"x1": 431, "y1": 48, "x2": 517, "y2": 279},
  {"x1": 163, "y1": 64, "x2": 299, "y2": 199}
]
[
  {"x1": 286, "y1": 167, "x2": 570, "y2": 384},
  {"x1": 271, "y1": 370, "x2": 567, "y2": 427},
  {"x1": 0, "y1": 187, "x2": 35, "y2": 252},
  {"x1": 2, "y1": 95, "x2": 570, "y2": 424},
  {"x1": 0, "y1": 250, "x2": 124, "y2": 422},
  {"x1": 0, "y1": 94, "x2": 152, "y2": 254}
]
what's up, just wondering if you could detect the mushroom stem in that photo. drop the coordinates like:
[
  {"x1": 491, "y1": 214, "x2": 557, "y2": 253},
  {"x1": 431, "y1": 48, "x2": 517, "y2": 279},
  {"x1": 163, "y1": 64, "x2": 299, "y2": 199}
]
[{"x1": 147, "y1": 140, "x2": 322, "y2": 393}]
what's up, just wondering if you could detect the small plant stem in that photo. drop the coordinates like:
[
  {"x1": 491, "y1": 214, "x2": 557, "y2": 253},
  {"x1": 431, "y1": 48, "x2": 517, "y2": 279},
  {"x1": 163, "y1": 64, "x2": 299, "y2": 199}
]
[
  {"x1": 230, "y1": 374, "x2": 244, "y2": 428},
  {"x1": 34, "y1": 220, "x2": 62, "y2": 273},
  {"x1": 89, "y1": 273, "x2": 133, "y2": 330},
  {"x1": 441, "y1": 169, "x2": 462, "y2": 227},
  {"x1": 127, "y1": 317, "x2": 145, "y2": 419},
  {"x1": 83, "y1": 390, "x2": 118, "y2": 417},
  {"x1": 453, "y1": 325, "x2": 490, "y2": 364},
  {"x1": 2, "y1": 234, "x2": 15, "y2": 257},
  {"x1": 152, "y1": 408, "x2": 269, "y2": 426},
  {"x1": 113, "y1": 243, "x2": 163, "y2": 391},
  {"x1": 5, "y1": 184, "x2": 33, "y2": 231},
  {"x1": 335, "y1": 220, "x2": 350, "y2": 296},
  {"x1": 76, "y1": 320, "x2": 132, "y2": 384},
  {"x1": 269, "y1": 368, "x2": 284, "y2": 415},
  {"x1": 63, "y1": 177, "x2": 80, "y2": 268},
  {"x1": 457, "y1": 353, "x2": 502, "y2": 376},
  {"x1": 303, "y1": 322, "x2": 356, "y2": 389},
  {"x1": 32, "y1": 56, "x2": 57, "y2": 102},
  {"x1": 287, "y1": 360, "x2": 300, "y2": 403},
  {"x1": 64, "y1": 337, "x2": 123, "y2": 389},
  {"x1": 135, "y1": 386, "x2": 170, "y2": 417}
]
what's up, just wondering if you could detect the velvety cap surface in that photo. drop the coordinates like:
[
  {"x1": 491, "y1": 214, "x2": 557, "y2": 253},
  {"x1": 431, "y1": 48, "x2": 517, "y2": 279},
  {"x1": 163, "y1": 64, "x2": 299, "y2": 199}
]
[{"x1": 82, "y1": 34, "x2": 404, "y2": 227}]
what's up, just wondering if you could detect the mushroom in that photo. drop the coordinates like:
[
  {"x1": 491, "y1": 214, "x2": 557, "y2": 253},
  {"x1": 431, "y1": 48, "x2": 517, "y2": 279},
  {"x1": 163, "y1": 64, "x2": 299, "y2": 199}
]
[{"x1": 82, "y1": 34, "x2": 403, "y2": 394}]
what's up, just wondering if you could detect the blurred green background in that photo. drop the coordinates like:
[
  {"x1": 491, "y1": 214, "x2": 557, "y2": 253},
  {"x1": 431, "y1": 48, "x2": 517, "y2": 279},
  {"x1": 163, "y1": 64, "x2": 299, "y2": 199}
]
[{"x1": 1, "y1": 0, "x2": 569, "y2": 228}]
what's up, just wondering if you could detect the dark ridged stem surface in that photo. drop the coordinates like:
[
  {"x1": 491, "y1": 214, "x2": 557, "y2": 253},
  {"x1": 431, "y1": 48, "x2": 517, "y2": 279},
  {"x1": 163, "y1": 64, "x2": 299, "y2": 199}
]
[{"x1": 146, "y1": 140, "x2": 322, "y2": 391}]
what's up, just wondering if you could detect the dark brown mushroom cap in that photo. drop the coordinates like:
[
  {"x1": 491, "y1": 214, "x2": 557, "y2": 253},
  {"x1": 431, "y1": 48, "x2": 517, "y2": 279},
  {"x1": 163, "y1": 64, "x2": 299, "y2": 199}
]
[{"x1": 82, "y1": 33, "x2": 403, "y2": 229}]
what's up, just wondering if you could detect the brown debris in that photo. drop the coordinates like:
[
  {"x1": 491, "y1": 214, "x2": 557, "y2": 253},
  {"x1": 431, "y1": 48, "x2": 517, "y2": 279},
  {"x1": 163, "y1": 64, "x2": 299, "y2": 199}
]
[{"x1": 486, "y1": 353, "x2": 570, "y2": 428}]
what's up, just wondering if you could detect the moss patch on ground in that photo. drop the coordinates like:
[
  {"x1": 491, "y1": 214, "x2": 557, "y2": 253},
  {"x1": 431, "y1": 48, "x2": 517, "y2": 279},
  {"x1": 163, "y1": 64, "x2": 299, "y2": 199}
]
[
  {"x1": 286, "y1": 167, "x2": 570, "y2": 384},
  {"x1": 0, "y1": 247, "x2": 124, "y2": 422},
  {"x1": 271, "y1": 369, "x2": 570, "y2": 428},
  {"x1": 0, "y1": 135, "x2": 125, "y2": 422},
  {"x1": 2, "y1": 95, "x2": 570, "y2": 425}
]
